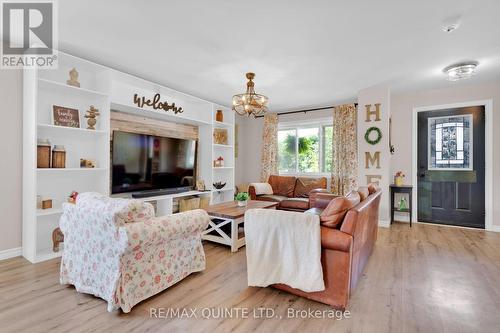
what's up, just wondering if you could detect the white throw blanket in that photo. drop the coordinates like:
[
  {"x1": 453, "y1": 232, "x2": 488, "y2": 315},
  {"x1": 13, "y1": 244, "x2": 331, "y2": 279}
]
[
  {"x1": 244, "y1": 209, "x2": 325, "y2": 292},
  {"x1": 249, "y1": 182, "x2": 274, "y2": 195}
]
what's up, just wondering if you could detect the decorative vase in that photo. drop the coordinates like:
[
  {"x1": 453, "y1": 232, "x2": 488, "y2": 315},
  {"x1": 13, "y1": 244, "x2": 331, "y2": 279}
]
[
  {"x1": 394, "y1": 176, "x2": 403, "y2": 186},
  {"x1": 216, "y1": 110, "x2": 224, "y2": 122},
  {"x1": 37, "y1": 139, "x2": 51, "y2": 168},
  {"x1": 237, "y1": 200, "x2": 247, "y2": 207},
  {"x1": 52, "y1": 145, "x2": 66, "y2": 168}
]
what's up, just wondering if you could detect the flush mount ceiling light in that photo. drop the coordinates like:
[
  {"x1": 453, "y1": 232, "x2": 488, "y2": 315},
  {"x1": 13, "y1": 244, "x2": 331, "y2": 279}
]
[
  {"x1": 443, "y1": 62, "x2": 479, "y2": 81},
  {"x1": 232, "y1": 72, "x2": 268, "y2": 116}
]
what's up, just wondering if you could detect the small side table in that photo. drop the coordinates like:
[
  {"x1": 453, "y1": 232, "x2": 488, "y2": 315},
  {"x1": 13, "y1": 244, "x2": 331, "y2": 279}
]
[{"x1": 390, "y1": 184, "x2": 413, "y2": 227}]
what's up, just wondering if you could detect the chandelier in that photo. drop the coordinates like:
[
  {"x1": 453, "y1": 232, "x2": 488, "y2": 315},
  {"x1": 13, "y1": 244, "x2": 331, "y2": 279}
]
[{"x1": 232, "y1": 72, "x2": 269, "y2": 116}]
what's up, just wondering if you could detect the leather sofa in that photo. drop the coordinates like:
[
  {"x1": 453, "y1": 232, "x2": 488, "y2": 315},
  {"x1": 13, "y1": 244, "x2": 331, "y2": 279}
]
[
  {"x1": 273, "y1": 184, "x2": 382, "y2": 309},
  {"x1": 248, "y1": 175, "x2": 327, "y2": 212}
]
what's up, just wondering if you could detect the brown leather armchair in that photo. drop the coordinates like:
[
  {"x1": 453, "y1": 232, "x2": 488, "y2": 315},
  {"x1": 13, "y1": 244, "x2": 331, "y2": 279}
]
[{"x1": 273, "y1": 185, "x2": 382, "y2": 309}]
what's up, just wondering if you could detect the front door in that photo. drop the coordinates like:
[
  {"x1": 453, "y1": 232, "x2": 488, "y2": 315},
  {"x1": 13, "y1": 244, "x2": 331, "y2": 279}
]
[{"x1": 417, "y1": 106, "x2": 485, "y2": 228}]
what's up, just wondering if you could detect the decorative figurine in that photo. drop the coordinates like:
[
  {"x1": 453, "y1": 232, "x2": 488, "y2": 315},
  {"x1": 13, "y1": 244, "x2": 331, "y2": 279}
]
[
  {"x1": 213, "y1": 181, "x2": 226, "y2": 190},
  {"x1": 66, "y1": 68, "x2": 80, "y2": 87},
  {"x1": 68, "y1": 191, "x2": 78, "y2": 204},
  {"x1": 399, "y1": 197, "x2": 408, "y2": 210},
  {"x1": 52, "y1": 227, "x2": 64, "y2": 252},
  {"x1": 85, "y1": 105, "x2": 100, "y2": 130}
]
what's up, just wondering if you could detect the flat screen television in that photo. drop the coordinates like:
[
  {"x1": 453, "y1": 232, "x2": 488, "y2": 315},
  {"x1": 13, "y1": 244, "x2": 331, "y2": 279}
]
[{"x1": 111, "y1": 130, "x2": 197, "y2": 194}]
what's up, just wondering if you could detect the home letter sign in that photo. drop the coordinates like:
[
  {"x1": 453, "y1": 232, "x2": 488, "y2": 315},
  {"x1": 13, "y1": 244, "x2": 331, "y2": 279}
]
[
  {"x1": 365, "y1": 151, "x2": 381, "y2": 169},
  {"x1": 365, "y1": 103, "x2": 381, "y2": 122}
]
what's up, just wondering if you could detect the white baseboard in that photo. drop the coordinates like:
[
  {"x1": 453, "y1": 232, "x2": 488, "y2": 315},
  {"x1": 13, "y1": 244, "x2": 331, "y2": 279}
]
[
  {"x1": 0, "y1": 247, "x2": 22, "y2": 261},
  {"x1": 378, "y1": 219, "x2": 390, "y2": 228},
  {"x1": 487, "y1": 225, "x2": 500, "y2": 233}
]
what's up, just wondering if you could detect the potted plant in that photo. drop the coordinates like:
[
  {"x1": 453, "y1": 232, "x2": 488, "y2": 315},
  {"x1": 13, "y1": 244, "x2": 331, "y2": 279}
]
[
  {"x1": 235, "y1": 192, "x2": 250, "y2": 207},
  {"x1": 394, "y1": 171, "x2": 405, "y2": 186}
]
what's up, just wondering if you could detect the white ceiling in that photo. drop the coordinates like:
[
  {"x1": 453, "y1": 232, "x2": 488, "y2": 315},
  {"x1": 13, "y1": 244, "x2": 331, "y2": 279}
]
[{"x1": 59, "y1": 0, "x2": 500, "y2": 112}]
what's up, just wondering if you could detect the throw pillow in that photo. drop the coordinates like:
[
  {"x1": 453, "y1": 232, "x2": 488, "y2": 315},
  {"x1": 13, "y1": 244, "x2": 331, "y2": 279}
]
[
  {"x1": 357, "y1": 186, "x2": 369, "y2": 201},
  {"x1": 294, "y1": 177, "x2": 327, "y2": 198},
  {"x1": 320, "y1": 190, "x2": 361, "y2": 228}
]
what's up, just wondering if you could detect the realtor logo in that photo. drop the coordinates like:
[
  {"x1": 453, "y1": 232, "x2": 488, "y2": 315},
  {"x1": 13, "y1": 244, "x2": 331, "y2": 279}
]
[{"x1": 1, "y1": 0, "x2": 58, "y2": 68}]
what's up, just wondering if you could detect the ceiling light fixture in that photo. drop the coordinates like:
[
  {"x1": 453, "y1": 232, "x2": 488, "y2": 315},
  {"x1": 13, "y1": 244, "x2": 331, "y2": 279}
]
[
  {"x1": 232, "y1": 72, "x2": 268, "y2": 116},
  {"x1": 443, "y1": 62, "x2": 478, "y2": 81}
]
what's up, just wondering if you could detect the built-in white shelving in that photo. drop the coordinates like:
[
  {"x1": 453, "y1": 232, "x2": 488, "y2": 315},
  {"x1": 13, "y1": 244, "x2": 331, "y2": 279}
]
[
  {"x1": 37, "y1": 168, "x2": 108, "y2": 172},
  {"x1": 24, "y1": 52, "x2": 111, "y2": 263},
  {"x1": 210, "y1": 105, "x2": 235, "y2": 204},
  {"x1": 36, "y1": 208, "x2": 63, "y2": 216},
  {"x1": 24, "y1": 51, "x2": 236, "y2": 263},
  {"x1": 37, "y1": 124, "x2": 108, "y2": 135},
  {"x1": 38, "y1": 78, "x2": 109, "y2": 97},
  {"x1": 213, "y1": 121, "x2": 233, "y2": 128},
  {"x1": 213, "y1": 144, "x2": 234, "y2": 148}
]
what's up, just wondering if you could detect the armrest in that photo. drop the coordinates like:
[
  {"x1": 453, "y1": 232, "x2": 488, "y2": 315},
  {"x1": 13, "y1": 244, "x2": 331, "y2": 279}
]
[
  {"x1": 124, "y1": 209, "x2": 210, "y2": 251},
  {"x1": 248, "y1": 185, "x2": 257, "y2": 200},
  {"x1": 320, "y1": 227, "x2": 352, "y2": 253},
  {"x1": 310, "y1": 191, "x2": 340, "y2": 209}
]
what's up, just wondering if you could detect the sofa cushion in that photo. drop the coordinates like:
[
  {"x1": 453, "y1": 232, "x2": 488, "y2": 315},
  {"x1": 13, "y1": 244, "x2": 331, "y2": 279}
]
[
  {"x1": 320, "y1": 190, "x2": 361, "y2": 228},
  {"x1": 279, "y1": 198, "x2": 310, "y2": 211},
  {"x1": 257, "y1": 194, "x2": 288, "y2": 203},
  {"x1": 357, "y1": 186, "x2": 369, "y2": 201},
  {"x1": 304, "y1": 207, "x2": 324, "y2": 216},
  {"x1": 76, "y1": 192, "x2": 155, "y2": 224},
  {"x1": 249, "y1": 182, "x2": 273, "y2": 195},
  {"x1": 368, "y1": 183, "x2": 380, "y2": 194},
  {"x1": 268, "y1": 175, "x2": 296, "y2": 197},
  {"x1": 294, "y1": 177, "x2": 327, "y2": 198}
]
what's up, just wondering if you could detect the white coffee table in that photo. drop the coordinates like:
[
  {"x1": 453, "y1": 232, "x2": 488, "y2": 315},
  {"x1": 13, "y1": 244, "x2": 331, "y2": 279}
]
[{"x1": 203, "y1": 200, "x2": 278, "y2": 252}]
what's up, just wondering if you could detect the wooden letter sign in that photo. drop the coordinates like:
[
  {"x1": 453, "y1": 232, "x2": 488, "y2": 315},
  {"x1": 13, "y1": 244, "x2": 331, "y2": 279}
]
[
  {"x1": 133, "y1": 93, "x2": 183, "y2": 114},
  {"x1": 52, "y1": 105, "x2": 80, "y2": 128}
]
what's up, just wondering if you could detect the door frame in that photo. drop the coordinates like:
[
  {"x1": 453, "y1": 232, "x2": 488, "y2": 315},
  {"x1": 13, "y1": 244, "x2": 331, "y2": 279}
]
[{"x1": 412, "y1": 100, "x2": 493, "y2": 231}]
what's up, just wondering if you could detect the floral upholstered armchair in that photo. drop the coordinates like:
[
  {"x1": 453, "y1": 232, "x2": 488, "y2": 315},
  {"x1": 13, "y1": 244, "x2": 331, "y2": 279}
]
[{"x1": 59, "y1": 192, "x2": 210, "y2": 313}]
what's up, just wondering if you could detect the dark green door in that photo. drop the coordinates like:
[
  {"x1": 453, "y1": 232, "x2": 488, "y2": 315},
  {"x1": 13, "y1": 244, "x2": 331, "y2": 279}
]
[{"x1": 417, "y1": 106, "x2": 485, "y2": 228}]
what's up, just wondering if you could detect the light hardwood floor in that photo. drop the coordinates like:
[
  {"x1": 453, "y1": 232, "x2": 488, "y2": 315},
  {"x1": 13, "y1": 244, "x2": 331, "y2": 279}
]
[{"x1": 1, "y1": 222, "x2": 500, "y2": 333}]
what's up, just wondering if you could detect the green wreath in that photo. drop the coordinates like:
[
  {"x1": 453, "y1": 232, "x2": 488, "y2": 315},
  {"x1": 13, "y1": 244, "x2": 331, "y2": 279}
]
[{"x1": 365, "y1": 127, "x2": 382, "y2": 145}]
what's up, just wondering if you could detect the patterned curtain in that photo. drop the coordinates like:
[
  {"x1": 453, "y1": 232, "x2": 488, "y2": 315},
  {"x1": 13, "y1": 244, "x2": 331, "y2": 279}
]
[
  {"x1": 260, "y1": 113, "x2": 279, "y2": 182},
  {"x1": 331, "y1": 104, "x2": 358, "y2": 195}
]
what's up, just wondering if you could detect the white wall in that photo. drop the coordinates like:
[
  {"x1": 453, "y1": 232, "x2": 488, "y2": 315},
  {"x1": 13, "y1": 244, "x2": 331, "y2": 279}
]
[
  {"x1": 0, "y1": 70, "x2": 23, "y2": 251},
  {"x1": 235, "y1": 115, "x2": 263, "y2": 185},
  {"x1": 391, "y1": 80, "x2": 500, "y2": 228}
]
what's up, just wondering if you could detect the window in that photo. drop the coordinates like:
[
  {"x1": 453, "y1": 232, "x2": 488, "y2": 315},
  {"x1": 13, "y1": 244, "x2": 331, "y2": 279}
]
[
  {"x1": 428, "y1": 115, "x2": 472, "y2": 170},
  {"x1": 278, "y1": 122, "x2": 333, "y2": 174}
]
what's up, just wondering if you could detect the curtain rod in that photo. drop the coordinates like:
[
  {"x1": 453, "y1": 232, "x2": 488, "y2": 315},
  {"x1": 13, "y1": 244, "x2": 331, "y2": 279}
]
[{"x1": 254, "y1": 103, "x2": 358, "y2": 118}]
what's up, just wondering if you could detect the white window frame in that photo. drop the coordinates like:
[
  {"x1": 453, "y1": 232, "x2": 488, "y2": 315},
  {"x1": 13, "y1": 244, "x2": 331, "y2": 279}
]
[{"x1": 278, "y1": 117, "x2": 333, "y2": 176}]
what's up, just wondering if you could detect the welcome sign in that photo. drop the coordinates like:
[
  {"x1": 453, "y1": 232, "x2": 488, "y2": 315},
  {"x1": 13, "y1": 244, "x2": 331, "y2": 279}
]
[{"x1": 133, "y1": 93, "x2": 183, "y2": 114}]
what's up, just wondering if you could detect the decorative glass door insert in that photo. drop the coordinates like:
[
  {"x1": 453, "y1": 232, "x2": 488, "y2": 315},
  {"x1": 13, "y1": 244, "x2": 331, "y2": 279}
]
[{"x1": 428, "y1": 115, "x2": 472, "y2": 170}]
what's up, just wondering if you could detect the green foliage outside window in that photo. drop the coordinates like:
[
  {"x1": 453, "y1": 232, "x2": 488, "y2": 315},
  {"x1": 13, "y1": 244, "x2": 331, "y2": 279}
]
[{"x1": 278, "y1": 125, "x2": 332, "y2": 174}]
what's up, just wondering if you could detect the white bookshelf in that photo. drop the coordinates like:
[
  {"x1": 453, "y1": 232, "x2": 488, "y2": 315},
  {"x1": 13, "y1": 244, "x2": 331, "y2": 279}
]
[
  {"x1": 23, "y1": 52, "x2": 236, "y2": 263},
  {"x1": 23, "y1": 52, "x2": 111, "y2": 263},
  {"x1": 211, "y1": 105, "x2": 235, "y2": 204}
]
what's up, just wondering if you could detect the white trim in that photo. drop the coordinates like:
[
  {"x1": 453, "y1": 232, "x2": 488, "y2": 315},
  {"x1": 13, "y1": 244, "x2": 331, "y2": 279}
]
[
  {"x1": 412, "y1": 100, "x2": 494, "y2": 231},
  {"x1": 278, "y1": 117, "x2": 333, "y2": 128},
  {"x1": 0, "y1": 247, "x2": 22, "y2": 261},
  {"x1": 378, "y1": 220, "x2": 390, "y2": 228},
  {"x1": 489, "y1": 225, "x2": 500, "y2": 233}
]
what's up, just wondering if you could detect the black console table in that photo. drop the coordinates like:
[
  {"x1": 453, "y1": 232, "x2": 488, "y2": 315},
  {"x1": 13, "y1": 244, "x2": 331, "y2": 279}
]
[{"x1": 390, "y1": 184, "x2": 413, "y2": 227}]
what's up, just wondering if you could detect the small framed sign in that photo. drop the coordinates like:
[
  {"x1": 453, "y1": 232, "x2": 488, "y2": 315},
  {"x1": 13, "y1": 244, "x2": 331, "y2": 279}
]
[{"x1": 52, "y1": 105, "x2": 80, "y2": 128}]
